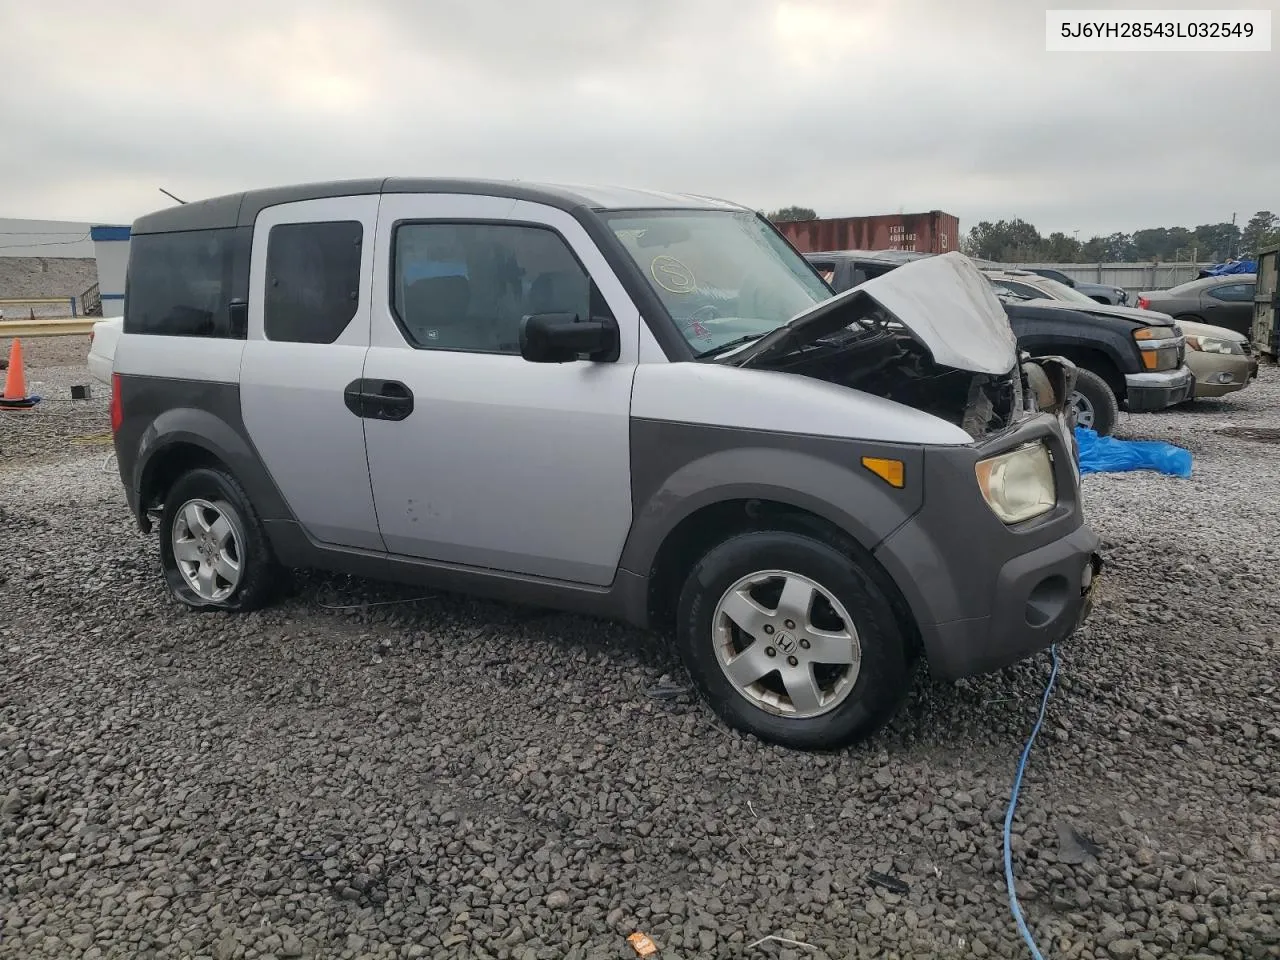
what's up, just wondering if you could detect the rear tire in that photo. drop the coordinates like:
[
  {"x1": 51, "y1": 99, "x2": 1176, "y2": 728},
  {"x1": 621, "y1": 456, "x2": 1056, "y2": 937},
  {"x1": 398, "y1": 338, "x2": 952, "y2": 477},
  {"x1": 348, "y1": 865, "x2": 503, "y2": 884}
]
[
  {"x1": 1069, "y1": 367, "x2": 1120, "y2": 436},
  {"x1": 159, "y1": 467, "x2": 279, "y2": 612},
  {"x1": 674, "y1": 529, "x2": 911, "y2": 750}
]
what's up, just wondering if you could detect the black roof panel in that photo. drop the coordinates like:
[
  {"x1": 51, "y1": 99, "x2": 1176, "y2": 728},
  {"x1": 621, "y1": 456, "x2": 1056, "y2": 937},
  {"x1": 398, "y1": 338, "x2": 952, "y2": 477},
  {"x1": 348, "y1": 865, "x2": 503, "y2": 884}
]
[{"x1": 131, "y1": 178, "x2": 741, "y2": 235}]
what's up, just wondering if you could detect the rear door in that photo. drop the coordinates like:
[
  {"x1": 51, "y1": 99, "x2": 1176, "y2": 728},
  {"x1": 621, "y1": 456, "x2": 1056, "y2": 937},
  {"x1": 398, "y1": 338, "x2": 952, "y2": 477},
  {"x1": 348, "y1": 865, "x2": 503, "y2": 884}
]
[
  {"x1": 360, "y1": 192, "x2": 640, "y2": 586},
  {"x1": 238, "y1": 196, "x2": 384, "y2": 550},
  {"x1": 1201, "y1": 281, "x2": 1255, "y2": 336}
]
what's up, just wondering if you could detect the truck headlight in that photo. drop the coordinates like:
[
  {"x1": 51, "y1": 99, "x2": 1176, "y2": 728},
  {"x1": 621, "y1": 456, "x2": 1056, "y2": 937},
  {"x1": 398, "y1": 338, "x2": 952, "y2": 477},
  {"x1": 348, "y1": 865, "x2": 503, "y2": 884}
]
[
  {"x1": 975, "y1": 441, "x2": 1057, "y2": 524},
  {"x1": 1133, "y1": 326, "x2": 1181, "y2": 370}
]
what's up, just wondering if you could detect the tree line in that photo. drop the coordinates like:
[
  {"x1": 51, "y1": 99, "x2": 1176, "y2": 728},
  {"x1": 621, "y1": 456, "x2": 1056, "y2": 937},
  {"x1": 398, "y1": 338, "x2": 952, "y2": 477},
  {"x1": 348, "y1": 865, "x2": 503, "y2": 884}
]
[{"x1": 765, "y1": 208, "x2": 1279, "y2": 264}]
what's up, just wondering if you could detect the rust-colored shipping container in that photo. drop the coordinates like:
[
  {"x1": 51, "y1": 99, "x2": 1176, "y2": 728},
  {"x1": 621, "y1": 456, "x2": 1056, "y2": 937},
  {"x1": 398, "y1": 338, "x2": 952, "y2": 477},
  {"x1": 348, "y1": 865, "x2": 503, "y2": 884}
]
[{"x1": 775, "y1": 211, "x2": 960, "y2": 256}]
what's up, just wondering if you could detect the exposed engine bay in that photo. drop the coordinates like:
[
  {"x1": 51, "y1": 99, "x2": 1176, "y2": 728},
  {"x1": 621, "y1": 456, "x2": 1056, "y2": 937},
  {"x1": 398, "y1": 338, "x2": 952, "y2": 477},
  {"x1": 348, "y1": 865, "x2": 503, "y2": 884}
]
[
  {"x1": 717, "y1": 253, "x2": 1081, "y2": 441},
  {"x1": 744, "y1": 311, "x2": 1076, "y2": 440}
]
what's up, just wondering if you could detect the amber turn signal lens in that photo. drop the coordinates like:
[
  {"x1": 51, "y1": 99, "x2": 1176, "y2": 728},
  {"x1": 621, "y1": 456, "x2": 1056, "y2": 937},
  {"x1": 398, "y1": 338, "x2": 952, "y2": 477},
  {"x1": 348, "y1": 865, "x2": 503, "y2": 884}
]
[{"x1": 861, "y1": 456, "x2": 905, "y2": 488}]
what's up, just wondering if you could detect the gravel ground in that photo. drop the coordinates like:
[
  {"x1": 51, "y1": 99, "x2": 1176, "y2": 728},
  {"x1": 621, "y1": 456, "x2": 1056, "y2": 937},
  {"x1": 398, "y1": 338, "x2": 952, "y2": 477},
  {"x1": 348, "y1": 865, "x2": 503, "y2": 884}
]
[{"x1": 2, "y1": 336, "x2": 1278, "y2": 960}]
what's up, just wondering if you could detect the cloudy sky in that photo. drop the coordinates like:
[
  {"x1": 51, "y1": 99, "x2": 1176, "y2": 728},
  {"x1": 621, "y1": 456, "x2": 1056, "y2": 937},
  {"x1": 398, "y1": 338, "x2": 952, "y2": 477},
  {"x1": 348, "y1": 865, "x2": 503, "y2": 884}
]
[{"x1": 1, "y1": 0, "x2": 1276, "y2": 237}]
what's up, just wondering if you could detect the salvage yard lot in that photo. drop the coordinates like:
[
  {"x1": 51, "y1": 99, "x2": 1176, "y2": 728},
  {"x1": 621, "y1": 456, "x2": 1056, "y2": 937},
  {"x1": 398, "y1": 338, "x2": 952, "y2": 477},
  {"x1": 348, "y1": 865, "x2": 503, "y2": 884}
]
[{"x1": 2, "y1": 337, "x2": 1278, "y2": 960}]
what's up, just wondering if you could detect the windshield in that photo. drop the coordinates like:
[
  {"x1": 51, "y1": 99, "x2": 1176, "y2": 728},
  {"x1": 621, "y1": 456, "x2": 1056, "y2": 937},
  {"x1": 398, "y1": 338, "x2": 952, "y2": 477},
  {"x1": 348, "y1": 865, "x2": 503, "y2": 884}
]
[
  {"x1": 604, "y1": 210, "x2": 832, "y2": 354},
  {"x1": 1035, "y1": 276, "x2": 1100, "y2": 305}
]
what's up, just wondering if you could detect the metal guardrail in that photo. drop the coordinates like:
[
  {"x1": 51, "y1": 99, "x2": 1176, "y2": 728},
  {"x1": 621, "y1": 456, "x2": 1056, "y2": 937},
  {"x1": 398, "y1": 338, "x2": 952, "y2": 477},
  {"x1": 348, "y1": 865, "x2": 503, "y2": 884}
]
[
  {"x1": 0, "y1": 317, "x2": 95, "y2": 337},
  {"x1": 1, "y1": 296, "x2": 86, "y2": 317}
]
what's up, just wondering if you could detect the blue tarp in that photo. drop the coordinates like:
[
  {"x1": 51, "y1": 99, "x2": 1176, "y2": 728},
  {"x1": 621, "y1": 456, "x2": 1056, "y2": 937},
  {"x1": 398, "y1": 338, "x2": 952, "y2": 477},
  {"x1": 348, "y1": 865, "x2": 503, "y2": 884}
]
[
  {"x1": 1199, "y1": 260, "x2": 1257, "y2": 277},
  {"x1": 1074, "y1": 426, "x2": 1192, "y2": 478}
]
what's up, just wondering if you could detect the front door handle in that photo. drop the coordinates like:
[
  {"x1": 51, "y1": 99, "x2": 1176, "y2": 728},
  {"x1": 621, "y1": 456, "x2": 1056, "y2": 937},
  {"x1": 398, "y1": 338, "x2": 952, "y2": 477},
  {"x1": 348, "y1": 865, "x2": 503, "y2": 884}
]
[{"x1": 343, "y1": 379, "x2": 415, "y2": 421}]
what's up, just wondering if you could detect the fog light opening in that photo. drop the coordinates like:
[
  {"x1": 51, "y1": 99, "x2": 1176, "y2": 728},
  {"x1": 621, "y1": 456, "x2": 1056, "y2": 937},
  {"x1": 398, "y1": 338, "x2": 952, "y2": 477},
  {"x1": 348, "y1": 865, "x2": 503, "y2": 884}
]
[{"x1": 1025, "y1": 574, "x2": 1069, "y2": 628}]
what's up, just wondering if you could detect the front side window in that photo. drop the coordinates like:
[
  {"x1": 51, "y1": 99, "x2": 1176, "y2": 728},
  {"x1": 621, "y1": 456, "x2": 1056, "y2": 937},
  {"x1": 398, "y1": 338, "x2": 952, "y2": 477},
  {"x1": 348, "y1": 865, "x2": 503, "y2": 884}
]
[
  {"x1": 605, "y1": 210, "x2": 831, "y2": 354},
  {"x1": 1208, "y1": 282, "x2": 1254, "y2": 302},
  {"x1": 392, "y1": 222, "x2": 599, "y2": 354},
  {"x1": 124, "y1": 228, "x2": 236, "y2": 337},
  {"x1": 264, "y1": 221, "x2": 363, "y2": 344}
]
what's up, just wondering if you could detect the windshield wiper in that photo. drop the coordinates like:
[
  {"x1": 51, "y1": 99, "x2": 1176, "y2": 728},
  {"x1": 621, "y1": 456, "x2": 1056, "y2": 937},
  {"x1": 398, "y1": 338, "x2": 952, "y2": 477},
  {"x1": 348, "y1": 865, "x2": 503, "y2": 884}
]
[{"x1": 695, "y1": 334, "x2": 766, "y2": 360}]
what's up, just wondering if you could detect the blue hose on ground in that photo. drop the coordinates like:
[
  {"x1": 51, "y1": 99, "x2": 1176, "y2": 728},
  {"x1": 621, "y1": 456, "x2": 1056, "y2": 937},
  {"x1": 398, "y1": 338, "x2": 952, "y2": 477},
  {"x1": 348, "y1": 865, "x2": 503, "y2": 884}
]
[{"x1": 1003, "y1": 643, "x2": 1061, "y2": 960}]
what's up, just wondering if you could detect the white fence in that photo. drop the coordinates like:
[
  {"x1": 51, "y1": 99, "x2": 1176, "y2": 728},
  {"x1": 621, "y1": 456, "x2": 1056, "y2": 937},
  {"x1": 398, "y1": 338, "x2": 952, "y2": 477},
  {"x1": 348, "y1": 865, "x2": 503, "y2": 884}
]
[{"x1": 1003, "y1": 261, "x2": 1214, "y2": 297}]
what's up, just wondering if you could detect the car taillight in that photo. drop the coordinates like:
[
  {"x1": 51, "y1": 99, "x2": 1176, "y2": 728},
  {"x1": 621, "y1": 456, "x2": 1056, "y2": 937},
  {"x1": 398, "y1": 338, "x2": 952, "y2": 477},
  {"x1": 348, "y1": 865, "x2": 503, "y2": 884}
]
[
  {"x1": 110, "y1": 373, "x2": 123, "y2": 433},
  {"x1": 1137, "y1": 296, "x2": 1150, "y2": 310}
]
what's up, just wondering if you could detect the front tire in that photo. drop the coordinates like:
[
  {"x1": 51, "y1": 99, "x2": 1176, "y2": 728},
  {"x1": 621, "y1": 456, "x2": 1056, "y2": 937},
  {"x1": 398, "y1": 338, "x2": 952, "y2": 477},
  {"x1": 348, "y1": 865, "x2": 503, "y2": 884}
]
[
  {"x1": 675, "y1": 529, "x2": 911, "y2": 750},
  {"x1": 1068, "y1": 367, "x2": 1120, "y2": 436},
  {"x1": 159, "y1": 467, "x2": 278, "y2": 612}
]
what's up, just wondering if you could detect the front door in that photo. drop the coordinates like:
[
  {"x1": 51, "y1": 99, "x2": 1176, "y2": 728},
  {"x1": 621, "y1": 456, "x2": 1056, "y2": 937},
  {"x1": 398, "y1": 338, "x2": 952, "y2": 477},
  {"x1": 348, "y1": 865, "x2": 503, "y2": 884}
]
[
  {"x1": 360, "y1": 193, "x2": 639, "y2": 586},
  {"x1": 239, "y1": 195, "x2": 383, "y2": 550}
]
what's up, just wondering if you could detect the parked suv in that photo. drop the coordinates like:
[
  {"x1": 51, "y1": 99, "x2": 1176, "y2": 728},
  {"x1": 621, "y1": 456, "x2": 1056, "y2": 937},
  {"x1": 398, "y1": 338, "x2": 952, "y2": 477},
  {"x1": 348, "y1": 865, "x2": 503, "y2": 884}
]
[{"x1": 110, "y1": 179, "x2": 1101, "y2": 750}]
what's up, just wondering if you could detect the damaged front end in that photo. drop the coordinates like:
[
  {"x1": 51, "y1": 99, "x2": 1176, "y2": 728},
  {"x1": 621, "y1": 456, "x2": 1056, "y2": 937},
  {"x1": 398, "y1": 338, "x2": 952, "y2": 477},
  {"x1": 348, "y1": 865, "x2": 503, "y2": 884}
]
[{"x1": 722, "y1": 252, "x2": 1080, "y2": 441}]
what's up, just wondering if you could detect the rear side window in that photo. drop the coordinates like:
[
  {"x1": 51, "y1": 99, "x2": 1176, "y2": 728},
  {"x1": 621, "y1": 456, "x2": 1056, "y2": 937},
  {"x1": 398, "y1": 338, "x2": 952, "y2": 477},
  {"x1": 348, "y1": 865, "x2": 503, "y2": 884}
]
[
  {"x1": 391, "y1": 222, "x2": 602, "y2": 354},
  {"x1": 264, "y1": 221, "x2": 363, "y2": 343},
  {"x1": 1207, "y1": 282, "x2": 1254, "y2": 302},
  {"x1": 124, "y1": 229, "x2": 237, "y2": 337}
]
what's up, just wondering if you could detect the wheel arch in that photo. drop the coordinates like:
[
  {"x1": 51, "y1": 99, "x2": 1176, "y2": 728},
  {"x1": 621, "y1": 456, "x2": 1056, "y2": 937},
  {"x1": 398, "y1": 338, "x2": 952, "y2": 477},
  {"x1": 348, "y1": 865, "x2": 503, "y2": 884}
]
[
  {"x1": 639, "y1": 497, "x2": 921, "y2": 656},
  {"x1": 138, "y1": 441, "x2": 227, "y2": 531},
  {"x1": 132, "y1": 407, "x2": 293, "y2": 533},
  {"x1": 1047, "y1": 346, "x2": 1126, "y2": 399}
]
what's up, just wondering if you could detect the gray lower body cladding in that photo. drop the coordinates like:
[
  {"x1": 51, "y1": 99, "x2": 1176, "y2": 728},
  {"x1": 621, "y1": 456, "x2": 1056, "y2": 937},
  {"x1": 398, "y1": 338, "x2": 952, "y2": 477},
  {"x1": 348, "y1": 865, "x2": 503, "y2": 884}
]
[{"x1": 113, "y1": 374, "x2": 1098, "y2": 682}]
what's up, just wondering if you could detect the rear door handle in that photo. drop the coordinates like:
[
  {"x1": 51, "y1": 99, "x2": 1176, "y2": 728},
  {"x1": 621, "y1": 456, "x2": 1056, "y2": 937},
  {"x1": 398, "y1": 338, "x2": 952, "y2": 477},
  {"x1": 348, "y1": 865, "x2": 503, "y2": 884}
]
[{"x1": 344, "y1": 379, "x2": 414, "y2": 421}]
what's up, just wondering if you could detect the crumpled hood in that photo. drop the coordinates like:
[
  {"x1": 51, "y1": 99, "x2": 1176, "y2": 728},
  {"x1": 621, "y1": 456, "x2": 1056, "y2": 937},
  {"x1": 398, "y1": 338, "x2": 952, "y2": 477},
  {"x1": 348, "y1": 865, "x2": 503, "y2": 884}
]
[{"x1": 730, "y1": 251, "x2": 1018, "y2": 375}]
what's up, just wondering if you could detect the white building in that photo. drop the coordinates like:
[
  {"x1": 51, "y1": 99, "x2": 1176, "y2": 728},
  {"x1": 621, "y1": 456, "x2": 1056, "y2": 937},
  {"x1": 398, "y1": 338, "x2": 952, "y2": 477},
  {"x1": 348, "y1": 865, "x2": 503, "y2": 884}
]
[
  {"x1": 91, "y1": 226, "x2": 130, "y2": 317},
  {"x1": 0, "y1": 217, "x2": 128, "y2": 317}
]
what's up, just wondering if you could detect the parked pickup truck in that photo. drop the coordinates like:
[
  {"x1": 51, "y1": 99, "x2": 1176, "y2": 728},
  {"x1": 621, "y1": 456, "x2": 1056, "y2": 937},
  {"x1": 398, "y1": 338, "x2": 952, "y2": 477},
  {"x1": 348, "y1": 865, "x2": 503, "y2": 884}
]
[
  {"x1": 807, "y1": 250, "x2": 1193, "y2": 436},
  {"x1": 996, "y1": 297, "x2": 1191, "y2": 436}
]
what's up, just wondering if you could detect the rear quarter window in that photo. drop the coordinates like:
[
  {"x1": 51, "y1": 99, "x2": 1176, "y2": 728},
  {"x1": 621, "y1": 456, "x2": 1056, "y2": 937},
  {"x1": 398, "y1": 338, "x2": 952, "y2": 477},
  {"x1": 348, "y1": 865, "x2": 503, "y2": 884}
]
[
  {"x1": 124, "y1": 229, "x2": 240, "y2": 337},
  {"x1": 263, "y1": 220, "x2": 363, "y2": 344},
  {"x1": 1207, "y1": 282, "x2": 1254, "y2": 302}
]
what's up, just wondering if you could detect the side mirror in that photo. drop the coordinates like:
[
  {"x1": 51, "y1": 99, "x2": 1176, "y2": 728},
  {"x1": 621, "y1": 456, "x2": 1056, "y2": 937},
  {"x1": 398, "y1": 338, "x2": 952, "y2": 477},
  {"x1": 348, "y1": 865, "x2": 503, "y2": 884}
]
[{"x1": 520, "y1": 313, "x2": 620, "y2": 363}]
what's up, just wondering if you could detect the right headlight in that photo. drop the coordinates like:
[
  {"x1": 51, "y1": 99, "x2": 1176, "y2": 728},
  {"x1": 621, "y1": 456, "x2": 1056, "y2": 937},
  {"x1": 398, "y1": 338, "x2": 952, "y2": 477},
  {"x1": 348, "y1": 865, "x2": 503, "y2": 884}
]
[{"x1": 974, "y1": 441, "x2": 1057, "y2": 524}]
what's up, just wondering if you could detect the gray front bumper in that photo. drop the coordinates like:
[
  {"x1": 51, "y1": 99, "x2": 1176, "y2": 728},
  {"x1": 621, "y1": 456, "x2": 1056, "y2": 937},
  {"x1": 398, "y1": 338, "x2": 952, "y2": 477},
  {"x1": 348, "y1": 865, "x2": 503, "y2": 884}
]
[
  {"x1": 871, "y1": 413, "x2": 1100, "y2": 681},
  {"x1": 1125, "y1": 366, "x2": 1194, "y2": 412}
]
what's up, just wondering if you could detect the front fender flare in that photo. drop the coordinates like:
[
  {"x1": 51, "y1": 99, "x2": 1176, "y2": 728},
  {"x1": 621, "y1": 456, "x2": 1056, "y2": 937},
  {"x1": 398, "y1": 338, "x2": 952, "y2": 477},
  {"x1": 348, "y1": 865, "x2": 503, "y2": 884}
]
[{"x1": 619, "y1": 442, "x2": 926, "y2": 578}]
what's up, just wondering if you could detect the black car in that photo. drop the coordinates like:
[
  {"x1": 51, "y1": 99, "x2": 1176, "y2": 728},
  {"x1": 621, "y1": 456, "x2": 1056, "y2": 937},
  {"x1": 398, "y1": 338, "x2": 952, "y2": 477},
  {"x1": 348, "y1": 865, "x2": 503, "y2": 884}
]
[{"x1": 806, "y1": 251, "x2": 1195, "y2": 436}]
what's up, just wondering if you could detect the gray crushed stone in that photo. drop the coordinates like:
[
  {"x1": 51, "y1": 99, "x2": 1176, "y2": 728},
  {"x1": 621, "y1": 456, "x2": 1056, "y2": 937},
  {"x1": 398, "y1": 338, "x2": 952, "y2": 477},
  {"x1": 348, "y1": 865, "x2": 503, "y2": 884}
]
[{"x1": 2, "y1": 337, "x2": 1278, "y2": 959}]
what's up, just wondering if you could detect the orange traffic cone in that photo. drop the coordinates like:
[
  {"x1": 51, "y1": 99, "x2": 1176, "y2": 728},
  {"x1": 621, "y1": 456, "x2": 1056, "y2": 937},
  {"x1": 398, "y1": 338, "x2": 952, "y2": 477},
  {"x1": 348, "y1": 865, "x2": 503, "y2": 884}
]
[{"x1": 0, "y1": 338, "x2": 38, "y2": 411}]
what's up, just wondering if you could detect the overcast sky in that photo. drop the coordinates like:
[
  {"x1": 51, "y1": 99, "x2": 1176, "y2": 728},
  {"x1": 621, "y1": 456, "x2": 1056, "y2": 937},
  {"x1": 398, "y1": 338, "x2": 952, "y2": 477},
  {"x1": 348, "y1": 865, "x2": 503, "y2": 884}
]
[{"x1": 1, "y1": 0, "x2": 1276, "y2": 238}]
